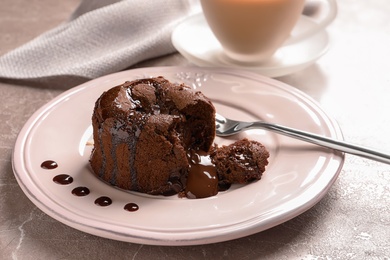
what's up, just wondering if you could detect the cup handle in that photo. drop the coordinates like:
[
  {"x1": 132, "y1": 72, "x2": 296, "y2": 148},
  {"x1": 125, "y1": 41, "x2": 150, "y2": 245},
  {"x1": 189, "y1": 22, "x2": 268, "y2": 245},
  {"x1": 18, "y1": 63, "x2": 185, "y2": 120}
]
[{"x1": 286, "y1": 0, "x2": 337, "y2": 45}]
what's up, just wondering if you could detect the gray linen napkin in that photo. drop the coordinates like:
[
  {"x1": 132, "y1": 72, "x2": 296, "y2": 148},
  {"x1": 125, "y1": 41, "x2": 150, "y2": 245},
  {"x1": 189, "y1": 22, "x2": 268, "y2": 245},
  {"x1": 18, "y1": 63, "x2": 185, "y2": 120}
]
[{"x1": 0, "y1": 0, "x2": 200, "y2": 87}]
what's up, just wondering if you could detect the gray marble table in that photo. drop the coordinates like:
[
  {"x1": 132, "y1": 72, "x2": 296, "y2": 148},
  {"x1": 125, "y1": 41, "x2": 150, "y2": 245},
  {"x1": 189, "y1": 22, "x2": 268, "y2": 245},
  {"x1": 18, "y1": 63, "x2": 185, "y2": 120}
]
[{"x1": 1, "y1": 0, "x2": 389, "y2": 259}]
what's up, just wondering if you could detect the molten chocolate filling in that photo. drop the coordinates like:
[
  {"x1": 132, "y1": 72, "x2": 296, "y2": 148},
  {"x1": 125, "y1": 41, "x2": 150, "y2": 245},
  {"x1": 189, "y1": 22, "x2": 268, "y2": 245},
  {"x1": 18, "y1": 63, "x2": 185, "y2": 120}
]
[{"x1": 185, "y1": 150, "x2": 218, "y2": 199}]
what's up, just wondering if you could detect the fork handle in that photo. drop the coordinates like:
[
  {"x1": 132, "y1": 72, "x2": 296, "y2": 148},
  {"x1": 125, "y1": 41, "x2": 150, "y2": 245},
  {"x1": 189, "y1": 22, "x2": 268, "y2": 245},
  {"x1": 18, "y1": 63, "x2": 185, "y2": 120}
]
[{"x1": 248, "y1": 121, "x2": 390, "y2": 164}]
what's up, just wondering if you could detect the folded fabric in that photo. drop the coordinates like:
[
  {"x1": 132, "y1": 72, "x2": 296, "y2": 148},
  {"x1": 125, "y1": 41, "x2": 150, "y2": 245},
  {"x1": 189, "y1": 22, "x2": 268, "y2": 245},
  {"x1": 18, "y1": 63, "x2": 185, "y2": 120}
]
[{"x1": 0, "y1": 0, "x2": 200, "y2": 87}]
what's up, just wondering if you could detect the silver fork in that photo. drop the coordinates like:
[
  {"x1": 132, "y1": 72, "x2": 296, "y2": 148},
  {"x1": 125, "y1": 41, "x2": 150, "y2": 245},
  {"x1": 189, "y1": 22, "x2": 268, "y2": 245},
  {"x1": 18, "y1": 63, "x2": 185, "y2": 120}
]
[{"x1": 215, "y1": 113, "x2": 390, "y2": 164}]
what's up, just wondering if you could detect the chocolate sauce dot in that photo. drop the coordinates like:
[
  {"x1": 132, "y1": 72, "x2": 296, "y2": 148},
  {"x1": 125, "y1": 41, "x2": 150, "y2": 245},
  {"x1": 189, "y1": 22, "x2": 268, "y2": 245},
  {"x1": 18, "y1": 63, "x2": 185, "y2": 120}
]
[
  {"x1": 53, "y1": 174, "x2": 73, "y2": 185},
  {"x1": 124, "y1": 203, "x2": 139, "y2": 212},
  {"x1": 95, "y1": 196, "x2": 112, "y2": 207},
  {"x1": 41, "y1": 160, "x2": 58, "y2": 169},
  {"x1": 72, "y1": 186, "x2": 90, "y2": 196}
]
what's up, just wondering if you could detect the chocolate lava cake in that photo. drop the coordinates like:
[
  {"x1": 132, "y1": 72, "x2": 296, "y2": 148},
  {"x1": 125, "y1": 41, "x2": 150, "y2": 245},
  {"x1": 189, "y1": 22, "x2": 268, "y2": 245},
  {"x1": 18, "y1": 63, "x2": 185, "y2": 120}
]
[
  {"x1": 90, "y1": 77, "x2": 270, "y2": 198},
  {"x1": 90, "y1": 77, "x2": 216, "y2": 195}
]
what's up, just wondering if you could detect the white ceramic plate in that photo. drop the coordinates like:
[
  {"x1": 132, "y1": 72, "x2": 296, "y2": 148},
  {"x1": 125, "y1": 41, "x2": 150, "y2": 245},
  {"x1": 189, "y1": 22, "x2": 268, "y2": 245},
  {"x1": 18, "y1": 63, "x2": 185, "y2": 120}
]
[
  {"x1": 13, "y1": 67, "x2": 344, "y2": 246},
  {"x1": 172, "y1": 14, "x2": 330, "y2": 77}
]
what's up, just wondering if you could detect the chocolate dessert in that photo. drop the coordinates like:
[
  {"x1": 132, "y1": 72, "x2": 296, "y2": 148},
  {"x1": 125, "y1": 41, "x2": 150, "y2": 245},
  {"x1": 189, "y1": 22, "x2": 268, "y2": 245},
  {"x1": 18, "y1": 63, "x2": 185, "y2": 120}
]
[
  {"x1": 90, "y1": 77, "x2": 216, "y2": 195},
  {"x1": 183, "y1": 139, "x2": 269, "y2": 199},
  {"x1": 210, "y1": 139, "x2": 269, "y2": 190},
  {"x1": 90, "y1": 77, "x2": 269, "y2": 199}
]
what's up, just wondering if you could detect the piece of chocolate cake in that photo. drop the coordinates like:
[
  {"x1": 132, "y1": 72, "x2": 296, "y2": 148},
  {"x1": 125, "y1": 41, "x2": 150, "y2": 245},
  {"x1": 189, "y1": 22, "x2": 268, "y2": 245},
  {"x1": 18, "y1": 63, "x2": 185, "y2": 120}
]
[
  {"x1": 210, "y1": 138, "x2": 269, "y2": 189},
  {"x1": 90, "y1": 77, "x2": 216, "y2": 195}
]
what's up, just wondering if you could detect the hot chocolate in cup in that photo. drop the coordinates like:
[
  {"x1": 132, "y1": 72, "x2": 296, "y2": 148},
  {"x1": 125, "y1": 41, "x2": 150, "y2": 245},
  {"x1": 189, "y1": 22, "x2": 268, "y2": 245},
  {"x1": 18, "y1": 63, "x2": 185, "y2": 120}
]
[{"x1": 200, "y1": 0, "x2": 337, "y2": 64}]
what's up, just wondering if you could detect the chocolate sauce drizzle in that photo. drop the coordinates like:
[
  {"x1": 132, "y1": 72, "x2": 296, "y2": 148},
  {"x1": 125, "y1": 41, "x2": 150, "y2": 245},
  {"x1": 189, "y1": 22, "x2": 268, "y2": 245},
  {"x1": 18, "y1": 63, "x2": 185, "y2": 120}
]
[
  {"x1": 72, "y1": 187, "x2": 90, "y2": 196},
  {"x1": 124, "y1": 203, "x2": 139, "y2": 212},
  {"x1": 41, "y1": 160, "x2": 58, "y2": 169},
  {"x1": 95, "y1": 196, "x2": 112, "y2": 206},
  {"x1": 97, "y1": 128, "x2": 106, "y2": 178},
  {"x1": 43, "y1": 160, "x2": 139, "y2": 212},
  {"x1": 53, "y1": 174, "x2": 73, "y2": 185}
]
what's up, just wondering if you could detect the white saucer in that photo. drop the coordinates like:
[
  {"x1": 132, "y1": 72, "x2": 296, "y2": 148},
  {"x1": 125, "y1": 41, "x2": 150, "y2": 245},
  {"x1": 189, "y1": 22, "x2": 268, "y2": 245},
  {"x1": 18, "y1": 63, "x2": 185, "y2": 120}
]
[
  {"x1": 172, "y1": 14, "x2": 330, "y2": 77},
  {"x1": 13, "y1": 67, "x2": 344, "y2": 245}
]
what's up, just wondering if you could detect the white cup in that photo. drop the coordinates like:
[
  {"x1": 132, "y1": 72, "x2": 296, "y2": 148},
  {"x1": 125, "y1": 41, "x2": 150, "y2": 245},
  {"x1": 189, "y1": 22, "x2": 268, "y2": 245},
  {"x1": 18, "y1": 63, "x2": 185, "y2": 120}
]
[{"x1": 200, "y1": 0, "x2": 337, "y2": 63}]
